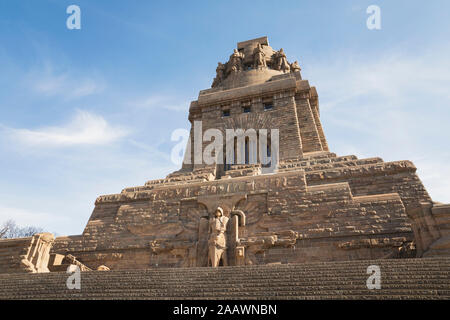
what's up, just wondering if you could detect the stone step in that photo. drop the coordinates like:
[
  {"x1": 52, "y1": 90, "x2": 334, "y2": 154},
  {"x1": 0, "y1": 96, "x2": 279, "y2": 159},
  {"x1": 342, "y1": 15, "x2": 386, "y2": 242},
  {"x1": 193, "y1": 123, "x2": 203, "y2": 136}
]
[
  {"x1": 2, "y1": 275, "x2": 448, "y2": 286},
  {"x1": 2, "y1": 268, "x2": 449, "y2": 282},
  {"x1": 3, "y1": 289, "x2": 449, "y2": 300},
  {"x1": 1, "y1": 258, "x2": 448, "y2": 299},
  {"x1": 3, "y1": 283, "x2": 448, "y2": 295},
  {"x1": 2, "y1": 268, "x2": 449, "y2": 280}
]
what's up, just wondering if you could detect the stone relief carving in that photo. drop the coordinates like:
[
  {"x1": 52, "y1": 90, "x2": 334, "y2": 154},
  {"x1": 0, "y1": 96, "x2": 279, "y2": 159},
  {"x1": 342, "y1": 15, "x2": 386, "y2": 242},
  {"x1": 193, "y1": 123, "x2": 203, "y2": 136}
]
[
  {"x1": 97, "y1": 265, "x2": 110, "y2": 271},
  {"x1": 180, "y1": 200, "x2": 209, "y2": 231},
  {"x1": 150, "y1": 239, "x2": 196, "y2": 267},
  {"x1": 229, "y1": 210, "x2": 246, "y2": 266},
  {"x1": 253, "y1": 43, "x2": 266, "y2": 69},
  {"x1": 210, "y1": 43, "x2": 295, "y2": 88},
  {"x1": 227, "y1": 49, "x2": 245, "y2": 74},
  {"x1": 234, "y1": 193, "x2": 267, "y2": 226},
  {"x1": 146, "y1": 193, "x2": 298, "y2": 268},
  {"x1": 207, "y1": 207, "x2": 229, "y2": 267},
  {"x1": 19, "y1": 233, "x2": 55, "y2": 273},
  {"x1": 211, "y1": 62, "x2": 226, "y2": 88},
  {"x1": 290, "y1": 60, "x2": 301, "y2": 73},
  {"x1": 64, "y1": 254, "x2": 92, "y2": 271},
  {"x1": 239, "y1": 230, "x2": 298, "y2": 265},
  {"x1": 273, "y1": 48, "x2": 290, "y2": 73},
  {"x1": 196, "y1": 217, "x2": 209, "y2": 267}
]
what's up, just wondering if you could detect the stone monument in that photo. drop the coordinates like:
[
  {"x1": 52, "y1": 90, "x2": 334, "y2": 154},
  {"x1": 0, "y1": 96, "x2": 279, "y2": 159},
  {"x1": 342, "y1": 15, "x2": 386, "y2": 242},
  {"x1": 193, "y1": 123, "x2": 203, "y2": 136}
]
[{"x1": 1, "y1": 36, "x2": 449, "y2": 274}]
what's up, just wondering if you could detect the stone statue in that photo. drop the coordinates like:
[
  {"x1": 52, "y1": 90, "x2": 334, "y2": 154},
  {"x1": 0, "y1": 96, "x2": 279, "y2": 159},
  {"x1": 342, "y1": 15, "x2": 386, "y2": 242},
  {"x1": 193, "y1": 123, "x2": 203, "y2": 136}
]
[
  {"x1": 227, "y1": 49, "x2": 244, "y2": 74},
  {"x1": 208, "y1": 207, "x2": 229, "y2": 267},
  {"x1": 253, "y1": 43, "x2": 266, "y2": 69},
  {"x1": 97, "y1": 265, "x2": 110, "y2": 271},
  {"x1": 290, "y1": 60, "x2": 301, "y2": 73},
  {"x1": 274, "y1": 48, "x2": 290, "y2": 73},
  {"x1": 211, "y1": 62, "x2": 226, "y2": 88}
]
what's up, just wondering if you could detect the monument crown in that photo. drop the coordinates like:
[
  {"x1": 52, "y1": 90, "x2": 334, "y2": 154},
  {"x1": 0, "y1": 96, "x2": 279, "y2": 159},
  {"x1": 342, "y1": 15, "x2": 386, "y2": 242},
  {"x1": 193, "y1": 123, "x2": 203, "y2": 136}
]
[{"x1": 209, "y1": 36, "x2": 301, "y2": 90}]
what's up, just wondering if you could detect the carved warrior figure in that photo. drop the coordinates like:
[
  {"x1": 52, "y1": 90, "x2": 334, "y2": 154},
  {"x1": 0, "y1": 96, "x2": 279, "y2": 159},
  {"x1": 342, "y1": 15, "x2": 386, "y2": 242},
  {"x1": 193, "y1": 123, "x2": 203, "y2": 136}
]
[
  {"x1": 290, "y1": 60, "x2": 301, "y2": 73},
  {"x1": 208, "y1": 207, "x2": 229, "y2": 267},
  {"x1": 211, "y1": 62, "x2": 226, "y2": 88},
  {"x1": 253, "y1": 43, "x2": 266, "y2": 69},
  {"x1": 227, "y1": 49, "x2": 244, "y2": 74},
  {"x1": 273, "y1": 48, "x2": 290, "y2": 73}
]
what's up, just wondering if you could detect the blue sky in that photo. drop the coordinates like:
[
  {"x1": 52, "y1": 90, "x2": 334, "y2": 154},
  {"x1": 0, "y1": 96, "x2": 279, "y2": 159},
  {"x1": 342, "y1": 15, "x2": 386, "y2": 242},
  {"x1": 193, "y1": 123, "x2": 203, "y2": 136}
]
[{"x1": 0, "y1": 0, "x2": 449, "y2": 235}]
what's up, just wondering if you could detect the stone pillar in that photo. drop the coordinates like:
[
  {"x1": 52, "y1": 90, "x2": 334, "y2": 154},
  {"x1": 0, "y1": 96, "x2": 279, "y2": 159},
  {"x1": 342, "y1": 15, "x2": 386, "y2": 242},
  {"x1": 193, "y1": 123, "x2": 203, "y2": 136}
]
[{"x1": 26, "y1": 233, "x2": 55, "y2": 273}]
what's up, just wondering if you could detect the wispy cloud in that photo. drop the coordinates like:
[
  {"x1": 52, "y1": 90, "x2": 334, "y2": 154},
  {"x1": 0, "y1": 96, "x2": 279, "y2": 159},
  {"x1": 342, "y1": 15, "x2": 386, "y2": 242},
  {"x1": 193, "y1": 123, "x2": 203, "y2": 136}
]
[
  {"x1": 306, "y1": 46, "x2": 450, "y2": 111},
  {"x1": 2, "y1": 110, "x2": 128, "y2": 147},
  {"x1": 303, "y1": 44, "x2": 450, "y2": 202},
  {"x1": 131, "y1": 95, "x2": 189, "y2": 112},
  {"x1": 0, "y1": 205, "x2": 71, "y2": 229},
  {"x1": 411, "y1": 154, "x2": 450, "y2": 204},
  {"x1": 25, "y1": 63, "x2": 105, "y2": 99}
]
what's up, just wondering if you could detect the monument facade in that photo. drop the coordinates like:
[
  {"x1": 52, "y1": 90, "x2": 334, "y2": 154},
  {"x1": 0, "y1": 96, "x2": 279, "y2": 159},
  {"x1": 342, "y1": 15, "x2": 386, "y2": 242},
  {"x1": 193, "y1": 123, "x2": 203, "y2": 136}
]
[{"x1": 2, "y1": 36, "x2": 449, "y2": 274}]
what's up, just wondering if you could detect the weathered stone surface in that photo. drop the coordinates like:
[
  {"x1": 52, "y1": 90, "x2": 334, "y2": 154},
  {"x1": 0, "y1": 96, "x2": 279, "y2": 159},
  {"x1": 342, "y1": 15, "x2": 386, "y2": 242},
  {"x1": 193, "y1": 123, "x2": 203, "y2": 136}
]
[
  {"x1": 46, "y1": 37, "x2": 449, "y2": 271},
  {"x1": 97, "y1": 265, "x2": 110, "y2": 271},
  {"x1": 0, "y1": 233, "x2": 54, "y2": 274},
  {"x1": 423, "y1": 204, "x2": 450, "y2": 257},
  {"x1": 2, "y1": 37, "x2": 448, "y2": 278},
  {"x1": 0, "y1": 258, "x2": 449, "y2": 300},
  {"x1": 47, "y1": 253, "x2": 92, "y2": 272}
]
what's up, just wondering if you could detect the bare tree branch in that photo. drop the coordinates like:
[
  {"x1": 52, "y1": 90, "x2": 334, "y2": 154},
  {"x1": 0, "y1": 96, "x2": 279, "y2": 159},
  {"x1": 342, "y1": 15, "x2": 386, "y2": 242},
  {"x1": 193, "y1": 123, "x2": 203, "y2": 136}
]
[
  {"x1": 0, "y1": 220, "x2": 45, "y2": 239},
  {"x1": 0, "y1": 226, "x2": 8, "y2": 238}
]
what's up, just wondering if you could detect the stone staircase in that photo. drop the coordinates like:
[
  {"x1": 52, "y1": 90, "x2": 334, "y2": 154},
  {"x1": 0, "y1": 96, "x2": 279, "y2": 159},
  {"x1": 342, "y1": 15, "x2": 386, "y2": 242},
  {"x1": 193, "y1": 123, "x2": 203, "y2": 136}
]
[{"x1": 0, "y1": 258, "x2": 449, "y2": 299}]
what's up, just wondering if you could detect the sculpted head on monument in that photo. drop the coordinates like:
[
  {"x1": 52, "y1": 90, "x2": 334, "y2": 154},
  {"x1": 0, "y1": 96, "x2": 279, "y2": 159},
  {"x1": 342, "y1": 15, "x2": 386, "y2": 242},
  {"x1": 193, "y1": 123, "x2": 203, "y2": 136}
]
[{"x1": 214, "y1": 206, "x2": 224, "y2": 218}]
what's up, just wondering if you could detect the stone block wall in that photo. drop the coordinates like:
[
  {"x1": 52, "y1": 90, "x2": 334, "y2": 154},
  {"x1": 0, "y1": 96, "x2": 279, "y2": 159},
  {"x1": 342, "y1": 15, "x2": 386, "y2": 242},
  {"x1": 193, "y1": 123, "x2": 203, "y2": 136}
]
[{"x1": 52, "y1": 164, "x2": 415, "y2": 270}]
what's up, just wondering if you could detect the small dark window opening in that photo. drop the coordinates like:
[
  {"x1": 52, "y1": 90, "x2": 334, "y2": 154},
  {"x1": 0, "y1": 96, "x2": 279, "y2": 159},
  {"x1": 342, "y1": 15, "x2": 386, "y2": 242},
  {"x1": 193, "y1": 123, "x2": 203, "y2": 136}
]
[
  {"x1": 264, "y1": 102, "x2": 273, "y2": 110},
  {"x1": 262, "y1": 141, "x2": 272, "y2": 168},
  {"x1": 224, "y1": 145, "x2": 230, "y2": 171},
  {"x1": 245, "y1": 137, "x2": 249, "y2": 164},
  {"x1": 222, "y1": 109, "x2": 230, "y2": 117},
  {"x1": 243, "y1": 106, "x2": 251, "y2": 113},
  {"x1": 234, "y1": 137, "x2": 237, "y2": 164}
]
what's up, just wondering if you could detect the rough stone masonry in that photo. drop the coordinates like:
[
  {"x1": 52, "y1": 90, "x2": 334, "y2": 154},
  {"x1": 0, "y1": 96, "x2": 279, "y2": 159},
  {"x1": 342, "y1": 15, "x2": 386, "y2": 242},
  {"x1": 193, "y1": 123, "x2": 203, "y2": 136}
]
[{"x1": 1, "y1": 36, "x2": 449, "y2": 274}]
